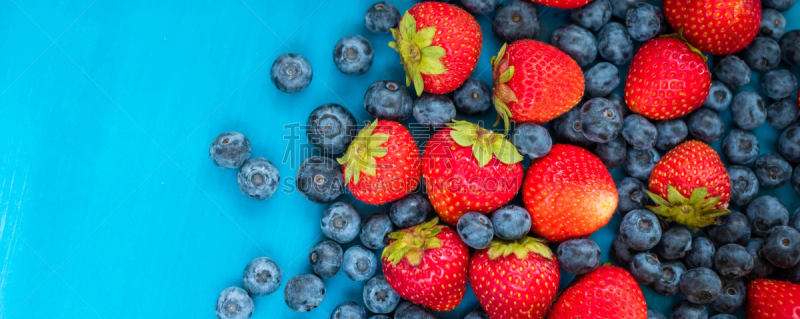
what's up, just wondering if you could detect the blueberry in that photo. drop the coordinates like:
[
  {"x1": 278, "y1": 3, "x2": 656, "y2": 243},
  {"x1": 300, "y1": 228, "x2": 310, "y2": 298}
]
[
  {"x1": 722, "y1": 129, "x2": 760, "y2": 165},
  {"x1": 333, "y1": 35, "x2": 373, "y2": 76},
  {"x1": 779, "y1": 123, "x2": 800, "y2": 163},
  {"x1": 307, "y1": 104, "x2": 357, "y2": 156},
  {"x1": 270, "y1": 53, "x2": 312, "y2": 94},
  {"x1": 492, "y1": 0, "x2": 540, "y2": 43},
  {"x1": 309, "y1": 240, "x2": 343, "y2": 278},
  {"x1": 609, "y1": 0, "x2": 646, "y2": 18},
  {"x1": 613, "y1": 235, "x2": 642, "y2": 265},
  {"x1": 512, "y1": 123, "x2": 552, "y2": 159},
  {"x1": 242, "y1": 257, "x2": 282, "y2": 296},
  {"x1": 296, "y1": 156, "x2": 344, "y2": 204},
  {"x1": 753, "y1": 152, "x2": 792, "y2": 188},
  {"x1": 556, "y1": 238, "x2": 602, "y2": 274},
  {"x1": 702, "y1": 81, "x2": 733, "y2": 112},
  {"x1": 284, "y1": 274, "x2": 326, "y2": 312},
  {"x1": 364, "y1": 2, "x2": 400, "y2": 33},
  {"x1": 360, "y1": 213, "x2": 393, "y2": 250},
  {"x1": 620, "y1": 209, "x2": 662, "y2": 250},
  {"x1": 368, "y1": 316, "x2": 390, "y2": 319},
  {"x1": 461, "y1": 0, "x2": 498, "y2": 14},
  {"x1": 659, "y1": 227, "x2": 692, "y2": 260},
  {"x1": 608, "y1": 93, "x2": 632, "y2": 117},
  {"x1": 708, "y1": 210, "x2": 751, "y2": 247},
  {"x1": 394, "y1": 302, "x2": 435, "y2": 319},
  {"x1": 453, "y1": 78, "x2": 492, "y2": 115},
  {"x1": 680, "y1": 267, "x2": 722, "y2": 304},
  {"x1": 489, "y1": 205, "x2": 531, "y2": 241},
  {"x1": 210, "y1": 132, "x2": 251, "y2": 169},
  {"x1": 655, "y1": 119, "x2": 688, "y2": 151},
  {"x1": 762, "y1": 225, "x2": 800, "y2": 268},
  {"x1": 625, "y1": 2, "x2": 662, "y2": 42},
  {"x1": 731, "y1": 91, "x2": 766, "y2": 130},
  {"x1": 389, "y1": 194, "x2": 432, "y2": 228},
  {"x1": 670, "y1": 300, "x2": 707, "y2": 319},
  {"x1": 465, "y1": 308, "x2": 490, "y2": 319},
  {"x1": 760, "y1": 9, "x2": 786, "y2": 39},
  {"x1": 594, "y1": 135, "x2": 628, "y2": 169},
  {"x1": 793, "y1": 166, "x2": 800, "y2": 195},
  {"x1": 710, "y1": 315, "x2": 737, "y2": 319},
  {"x1": 553, "y1": 105, "x2": 595, "y2": 148},
  {"x1": 622, "y1": 114, "x2": 658, "y2": 150},
  {"x1": 580, "y1": 97, "x2": 623, "y2": 143},
  {"x1": 343, "y1": 245, "x2": 378, "y2": 281},
  {"x1": 746, "y1": 195, "x2": 789, "y2": 237},
  {"x1": 742, "y1": 37, "x2": 782, "y2": 72},
  {"x1": 745, "y1": 238, "x2": 777, "y2": 279},
  {"x1": 237, "y1": 158, "x2": 280, "y2": 200},
  {"x1": 713, "y1": 55, "x2": 751, "y2": 89},
  {"x1": 616, "y1": 177, "x2": 647, "y2": 214},
  {"x1": 648, "y1": 310, "x2": 667, "y2": 319},
  {"x1": 767, "y1": 98, "x2": 800, "y2": 129},
  {"x1": 584, "y1": 62, "x2": 620, "y2": 98},
  {"x1": 630, "y1": 252, "x2": 662, "y2": 284},
  {"x1": 782, "y1": 262, "x2": 800, "y2": 283},
  {"x1": 792, "y1": 209, "x2": 800, "y2": 230},
  {"x1": 761, "y1": 69, "x2": 798, "y2": 100},
  {"x1": 685, "y1": 237, "x2": 716, "y2": 270},
  {"x1": 364, "y1": 80, "x2": 412, "y2": 121},
  {"x1": 780, "y1": 30, "x2": 800, "y2": 66},
  {"x1": 362, "y1": 275, "x2": 401, "y2": 314},
  {"x1": 715, "y1": 244, "x2": 754, "y2": 278},
  {"x1": 597, "y1": 22, "x2": 634, "y2": 65},
  {"x1": 215, "y1": 287, "x2": 254, "y2": 319},
  {"x1": 321, "y1": 202, "x2": 361, "y2": 243},
  {"x1": 331, "y1": 302, "x2": 366, "y2": 319},
  {"x1": 652, "y1": 261, "x2": 686, "y2": 296},
  {"x1": 551, "y1": 24, "x2": 598, "y2": 66},
  {"x1": 710, "y1": 277, "x2": 746, "y2": 314},
  {"x1": 457, "y1": 212, "x2": 494, "y2": 249},
  {"x1": 688, "y1": 108, "x2": 724, "y2": 143},
  {"x1": 625, "y1": 147, "x2": 660, "y2": 180},
  {"x1": 412, "y1": 93, "x2": 456, "y2": 129},
  {"x1": 571, "y1": 0, "x2": 613, "y2": 32},
  {"x1": 763, "y1": 0, "x2": 795, "y2": 11}
]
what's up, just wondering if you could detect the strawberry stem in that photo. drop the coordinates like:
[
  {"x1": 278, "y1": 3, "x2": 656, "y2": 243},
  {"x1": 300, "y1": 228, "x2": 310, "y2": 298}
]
[
  {"x1": 446, "y1": 120, "x2": 522, "y2": 167},
  {"x1": 388, "y1": 12, "x2": 447, "y2": 96},
  {"x1": 482, "y1": 237, "x2": 553, "y2": 261},
  {"x1": 661, "y1": 29, "x2": 708, "y2": 62},
  {"x1": 382, "y1": 218, "x2": 444, "y2": 266},
  {"x1": 646, "y1": 186, "x2": 730, "y2": 231}
]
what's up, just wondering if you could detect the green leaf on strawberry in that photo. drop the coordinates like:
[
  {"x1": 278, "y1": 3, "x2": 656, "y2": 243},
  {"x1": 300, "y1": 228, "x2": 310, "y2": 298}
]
[
  {"x1": 484, "y1": 236, "x2": 553, "y2": 260},
  {"x1": 336, "y1": 120, "x2": 389, "y2": 185},
  {"x1": 490, "y1": 43, "x2": 518, "y2": 134},
  {"x1": 645, "y1": 186, "x2": 730, "y2": 231},
  {"x1": 382, "y1": 218, "x2": 443, "y2": 266},
  {"x1": 445, "y1": 120, "x2": 523, "y2": 167},
  {"x1": 389, "y1": 12, "x2": 446, "y2": 96}
]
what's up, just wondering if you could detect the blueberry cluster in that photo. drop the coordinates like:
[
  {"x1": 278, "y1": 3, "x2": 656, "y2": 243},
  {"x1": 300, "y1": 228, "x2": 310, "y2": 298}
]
[{"x1": 209, "y1": 132, "x2": 281, "y2": 201}]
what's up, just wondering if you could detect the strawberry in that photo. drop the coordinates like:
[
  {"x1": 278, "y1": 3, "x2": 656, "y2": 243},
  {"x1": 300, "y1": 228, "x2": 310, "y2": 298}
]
[
  {"x1": 389, "y1": 2, "x2": 482, "y2": 96},
  {"x1": 522, "y1": 144, "x2": 617, "y2": 242},
  {"x1": 422, "y1": 121, "x2": 524, "y2": 226},
  {"x1": 381, "y1": 218, "x2": 469, "y2": 311},
  {"x1": 492, "y1": 40, "x2": 583, "y2": 132},
  {"x1": 646, "y1": 140, "x2": 731, "y2": 231},
  {"x1": 337, "y1": 120, "x2": 421, "y2": 205},
  {"x1": 548, "y1": 265, "x2": 648, "y2": 319},
  {"x1": 663, "y1": 0, "x2": 760, "y2": 55},
  {"x1": 469, "y1": 237, "x2": 560, "y2": 319},
  {"x1": 746, "y1": 279, "x2": 800, "y2": 319},
  {"x1": 528, "y1": 0, "x2": 592, "y2": 9},
  {"x1": 624, "y1": 34, "x2": 711, "y2": 120}
]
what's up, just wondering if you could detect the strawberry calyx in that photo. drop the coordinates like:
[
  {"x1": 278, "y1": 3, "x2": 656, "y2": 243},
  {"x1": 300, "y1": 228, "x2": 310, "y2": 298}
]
[
  {"x1": 645, "y1": 186, "x2": 730, "y2": 231},
  {"x1": 382, "y1": 218, "x2": 443, "y2": 266},
  {"x1": 490, "y1": 43, "x2": 518, "y2": 134},
  {"x1": 388, "y1": 12, "x2": 447, "y2": 96},
  {"x1": 446, "y1": 120, "x2": 523, "y2": 167},
  {"x1": 661, "y1": 29, "x2": 708, "y2": 62},
  {"x1": 336, "y1": 120, "x2": 389, "y2": 185},
  {"x1": 484, "y1": 236, "x2": 553, "y2": 261}
]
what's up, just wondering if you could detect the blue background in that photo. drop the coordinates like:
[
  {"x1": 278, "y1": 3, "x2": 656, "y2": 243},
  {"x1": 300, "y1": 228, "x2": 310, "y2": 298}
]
[{"x1": 1, "y1": 0, "x2": 799, "y2": 318}]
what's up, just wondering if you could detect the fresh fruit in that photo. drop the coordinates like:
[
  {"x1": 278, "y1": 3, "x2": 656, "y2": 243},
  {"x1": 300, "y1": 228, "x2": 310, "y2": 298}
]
[
  {"x1": 306, "y1": 104, "x2": 357, "y2": 156},
  {"x1": 360, "y1": 213, "x2": 393, "y2": 250},
  {"x1": 464, "y1": 308, "x2": 490, "y2": 319},
  {"x1": 707, "y1": 211, "x2": 751, "y2": 247},
  {"x1": 381, "y1": 218, "x2": 469, "y2": 311},
  {"x1": 743, "y1": 37, "x2": 781, "y2": 71},
  {"x1": 613, "y1": 234, "x2": 641, "y2": 265},
  {"x1": 688, "y1": 108, "x2": 724, "y2": 143},
  {"x1": 703, "y1": 81, "x2": 733, "y2": 112},
  {"x1": 489, "y1": 205, "x2": 531, "y2": 241},
  {"x1": 716, "y1": 56, "x2": 752, "y2": 90},
  {"x1": 210, "y1": 132, "x2": 251, "y2": 169},
  {"x1": 550, "y1": 24, "x2": 598, "y2": 67},
  {"x1": 309, "y1": 240, "x2": 343, "y2": 278},
  {"x1": 571, "y1": 0, "x2": 612, "y2": 32},
  {"x1": 620, "y1": 209, "x2": 662, "y2": 250},
  {"x1": 422, "y1": 121, "x2": 523, "y2": 225},
  {"x1": 722, "y1": 130, "x2": 760, "y2": 165},
  {"x1": 470, "y1": 237, "x2": 560, "y2": 319},
  {"x1": 511, "y1": 123, "x2": 552, "y2": 159},
  {"x1": 492, "y1": 0, "x2": 540, "y2": 43},
  {"x1": 284, "y1": 274, "x2": 326, "y2": 312},
  {"x1": 652, "y1": 261, "x2": 686, "y2": 296},
  {"x1": 394, "y1": 302, "x2": 435, "y2": 319},
  {"x1": 523, "y1": 144, "x2": 617, "y2": 242},
  {"x1": 617, "y1": 177, "x2": 647, "y2": 214},
  {"x1": 343, "y1": 245, "x2": 378, "y2": 281},
  {"x1": 530, "y1": 0, "x2": 592, "y2": 9},
  {"x1": 597, "y1": 22, "x2": 634, "y2": 65},
  {"x1": 732, "y1": 91, "x2": 767, "y2": 130},
  {"x1": 333, "y1": 35, "x2": 373, "y2": 76},
  {"x1": 364, "y1": 80, "x2": 413, "y2": 121},
  {"x1": 685, "y1": 237, "x2": 716, "y2": 269},
  {"x1": 296, "y1": 156, "x2": 344, "y2": 204},
  {"x1": 461, "y1": 0, "x2": 498, "y2": 14},
  {"x1": 594, "y1": 135, "x2": 627, "y2": 169},
  {"x1": 753, "y1": 153, "x2": 792, "y2": 188},
  {"x1": 746, "y1": 238, "x2": 778, "y2": 279},
  {"x1": 456, "y1": 212, "x2": 494, "y2": 249},
  {"x1": 610, "y1": 0, "x2": 646, "y2": 18},
  {"x1": 321, "y1": 202, "x2": 361, "y2": 244},
  {"x1": 216, "y1": 287, "x2": 254, "y2": 319},
  {"x1": 728, "y1": 167, "x2": 760, "y2": 207},
  {"x1": 270, "y1": 53, "x2": 312, "y2": 94},
  {"x1": 794, "y1": 169, "x2": 800, "y2": 197},
  {"x1": 625, "y1": 2, "x2": 663, "y2": 42},
  {"x1": 412, "y1": 93, "x2": 456, "y2": 129},
  {"x1": 767, "y1": 99, "x2": 800, "y2": 130},
  {"x1": 746, "y1": 196, "x2": 789, "y2": 238},
  {"x1": 659, "y1": 227, "x2": 692, "y2": 260},
  {"x1": 364, "y1": 1, "x2": 401, "y2": 33},
  {"x1": 663, "y1": 0, "x2": 760, "y2": 55},
  {"x1": 711, "y1": 277, "x2": 747, "y2": 313},
  {"x1": 553, "y1": 106, "x2": 594, "y2": 148},
  {"x1": 648, "y1": 310, "x2": 667, "y2": 319},
  {"x1": 242, "y1": 257, "x2": 282, "y2": 296},
  {"x1": 548, "y1": 265, "x2": 647, "y2": 319},
  {"x1": 763, "y1": 0, "x2": 795, "y2": 10},
  {"x1": 389, "y1": 194, "x2": 432, "y2": 228},
  {"x1": 622, "y1": 114, "x2": 657, "y2": 150},
  {"x1": 331, "y1": 302, "x2": 366, "y2": 319},
  {"x1": 362, "y1": 275, "x2": 401, "y2": 314},
  {"x1": 580, "y1": 97, "x2": 623, "y2": 143},
  {"x1": 670, "y1": 300, "x2": 707, "y2": 318},
  {"x1": 556, "y1": 238, "x2": 601, "y2": 274},
  {"x1": 746, "y1": 279, "x2": 800, "y2": 318},
  {"x1": 337, "y1": 120, "x2": 421, "y2": 205},
  {"x1": 780, "y1": 30, "x2": 800, "y2": 66},
  {"x1": 389, "y1": 2, "x2": 482, "y2": 95},
  {"x1": 762, "y1": 226, "x2": 800, "y2": 268},
  {"x1": 715, "y1": 244, "x2": 754, "y2": 278},
  {"x1": 237, "y1": 157, "x2": 280, "y2": 200},
  {"x1": 760, "y1": 9, "x2": 786, "y2": 39},
  {"x1": 625, "y1": 147, "x2": 659, "y2": 180},
  {"x1": 680, "y1": 267, "x2": 722, "y2": 304},
  {"x1": 655, "y1": 119, "x2": 688, "y2": 151},
  {"x1": 583, "y1": 62, "x2": 620, "y2": 98},
  {"x1": 762, "y1": 70, "x2": 798, "y2": 100},
  {"x1": 453, "y1": 78, "x2": 492, "y2": 115},
  {"x1": 630, "y1": 253, "x2": 661, "y2": 284}
]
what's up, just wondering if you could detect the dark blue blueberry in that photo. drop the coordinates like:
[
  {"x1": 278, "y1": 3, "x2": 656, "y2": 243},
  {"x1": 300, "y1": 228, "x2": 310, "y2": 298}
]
[
  {"x1": 551, "y1": 24, "x2": 598, "y2": 66},
  {"x1": 512, "y1": 123, "x2": 552, "y2": 159},
  {"x1": 655, "y1": 119, "x2": 688, "y2": 151},
  {"x1": 703, "y1": 81, "x2": 732, "y2": 112},
  {"x1": 210, "y1": 132, "x2": 251, "y2": 169},
  {"x1": 465, "y1": 308, "x2": 490, "y2": 319},
  {"x1": 742, "y1": 37, "x2": 782, "y2": 71},
  {"x1": 389, "y1": 194, "x2": 432, "y2": 228},
  {"x1": 780, "y1": 124, "x2": 800, "y2": 163},
  {"x1": 284, "y1": 274, "x2": 326, "y2": 312},
  {"x1": 767, "y1": 98, "x2": 800, "y2": 129},
  {"x1": 608, "y1": 93, "x2": 632, "y2": 117},
  {"x1": 215, "y1": 287, "x2": 254, "y2": 319},
  {"x1": 556, "y1": 238, "x2": 602, "y2": 274},
  {"x1": 760, "y1": 9, "x2": 786, "y2": 39},
  {"x1": 457, "y1": 212, "x2": 494, "y2": 249},
  {"x1": 609, "y1": 0, "x2": 646, "y2": 18},
  {"x1": 710, "y1": 315, "x2": 737, "y2": 319},
  {"x1": 710, "y1": 277, "x2": 747, "y2": 314},
  {"x1": 714, "y1": 244, "x2": 754, "y2": 278},
  {"x1": 594, "y1": 135, "x2": 627, "y2": 169},
  {"x1": 722, "y1": 129, "x2": 760, "y2": 165},
  {"x1": 746, "y1": 195, "x2": 789, "y2": 237},
  {"x1": 412, "y1": 93, "x2": 456, "y2": 129},
  {"x1": 394, "y1": 302, "x2": 435, "y2": 319},
  {"x1": 571, "y1": 0, "x2": 613, "y2": 32},
  {"x1": 652, "y1": 261, "x2": 686, "y2": 296},
  {"x1": 343, "y1": 245, "x2": 378, "y2": 281},
  {"x1": 762, "y1": 225, "x2": 800, "y2": 268},
  {"x1": 763, "y1": 0, "x2": 795, "y2": 11},
  {"x1": 362, "y1": 275, "x2": 401, "y2": 314},
  {"x1": 659, "y1": 227, "x2": 692, "y2": 260},
  {"x1": 307, "y1": 104, "x2": 357, "y2": 156},
  {"x1": 321, "y1": 202, "x2": 361, "y2": 243},
  {"x1": 597, "y1": 22, "x2": 634, "y2": 65},
  {"x1": 745, "y1": 238, "x2": 777, "y2": 279},
  {"x1": 580, "y1": 97, "x2": 623, "y2": 143},
  {"x1": 243, "y1": 257, "x2": 282, "y2": 296},
  {"x1": 753, "y1": 152, "x2": 792, "y2": 188},
  {"x1": 297, "y1": 156, "x2": 344, "y2": 204},
  {"x1": 492, "y1": 0, "x2": 540, "y2": 43},
  {"x1": 670, "y1": 300, "x2": 707, "y2": 319},
  {"x1": 731, "y1": 91, "x2": 766, "y2": 130},
  {"x1": 625, "y1": 2, "x2": 662, "y2": 42},
  {"x1": 270, "y1": 53, "x2": 312, "y2": 94},
  {"x1": 364, "y1": 80, "x2": 412, "y2": 121},
  {"x1": 625, "y1": 147, "x2": 660, "y2": 180},
  {"x1": 782, "y1": 262, "x2": 800, "y2": 283},
  {"x1": 490, "y1": 205, "x2": 531, "y2": 241},
  {"x1": 685, "y1": 237, "x2": 716, "y2": 270},
  {"x1": 616, "y1": 177, "x2": 647, "y2": 215},
  {"x1": 620, "y1": 209, "x2": 662, "y2": 250},
  {"x1": 368, "y1": 316, "x2": 390, "y2": 319},
  {"x1": 679, "y1": 267, "x2": 722, "y2": 304},
  {"x1": 713, "y1": 55, "x2": 751, "y2": 89},
  {"x1": 453, "y1": 78, "x2": 492, "y2": 115},
  {"x1": 688, "y1": 108, "x2": 724, "y2": 142},
  {"x1": 630, "y1": 252, "x2": 662, "y2": 284},
  {"x1": 793, "y1": 162, "x2": 800, "y2": 195},
  {"x1": 331, "y1": 301, "x2": 366, "y2": 319},
  {"x1": 553, "y1": 105, "x2": 595, "y2": 148},
  {"x1": 461, "y1": 0, "x2": 498, "y2": 13},
  {"x1": 613, "y1": 235, "x2": 642, "y2": 265},
  {"x1": 237, "y1": 158, "x2": 280, "y2": 200},
  {"x1": 780, "y1": 30, "x2": 800, "y2": 66},
  {"x1": 360, "y1": 213, "x2": 393, "y2": 250},
  {"x1": 584, "y1": 62, "x2": 620, "y2": 98},
  {"x1": 364, "y1": 2, "x2": 400, "y2": 33},
  {"x1": 791, "y1": 209, "x2": 800, "y2": 230},
  {"x1": 708, "y1": 210, "x2": 751, "y2": 247},
  {"x1": 333, "y1": 35, "x2": 373, "y2": 76},
  {"x1": 761, "y1": 69, "x2": 798, "y2": 100},
  {"x1": 309, "y1": 240, "x2": 343, "y2": 278},
  {"x1": 622, "y1": 114, "x2": 658, "y2": 150},
  {"x1": 648, "y1": 310, "x2": 667, "y2": 319}
]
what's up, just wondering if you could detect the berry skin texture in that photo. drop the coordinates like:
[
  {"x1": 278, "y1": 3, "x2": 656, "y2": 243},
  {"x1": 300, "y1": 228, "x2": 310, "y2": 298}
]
[
  {"x1": 617, "y1": 177, "x2": 648, "y2": 214},
  {"x1": 580, "y1": 97, "x2": 624, "y2": 143},
  {"x1": 360, "y1": 213, "x2": 393, "y2": 250},
  {"x1": 707, "y1": 210, "x2": 751, "y2": 247},
  {"x1": 746, "y1": 279, "x2": 800, "y2": 319},
  {"x1": 364, "y1": 80, "x2": 413, "y2": 121},
  {"x1": 237, "y1": 158, "x2": 280, "y2": 201},
  {"x1": 594, "y1": 135, "x2": 627, "y2": 169},
  {"x1": 762, "y1": 226, "x2": 800, "y2": 268},
  {"x1": 270, "y1": 53, "x2": 312, "y2": 94},
  {"x1": 622, "y1": 114, "x2": 657, "y2": 150},
  {"x1": 663, "y1": 0, "x2": 760, "y2": 55},
  {"x1": 780, "y1": 30, "x2": 800, "y2": 66},
  {"x1": 490, "y1": 205, "x2": 532, "y2": 241},
  {"x1": 679, "y1": 267, "x2": 722, "y2": 304},
  {"x1": 456, "y1": 212, "x2": 494, "y2": 249},
  {"x1": 557, "y1": 238, "x2": 601, "y2": 274},
  {"x1": 655, "y1": 119, "x2": 688, "y2": 151},
  {"x1": 619, "y1": 209, "x2": 662, "y2": 251},
  {"x1": 215, "y1": 287, "x2": 254, "y2": 319},
  {"x1": 625, "y1": 2, "x2": 663, "y2": 42},
  {"x1": 660, "y1": 227, "x2": 693, "y2": 260},
  {"x1": 412, "y1": 93, "x2": 456, "y2": 129},
  {"x1": 630, "y1": 253, "x2": 661, "y2": 284},
  {"x1": 610, "y1": 0, "x2": 646, "y2": 19},
  {"x1": 284, "y1": 274, "x2": 326, "y2": 312},
  {"x1": 760, "y1": 9, "x2": 786, "y2": 39},
  {"x1": 453, "y1": 78, "x2": 492, "y2": 115},
  {"x1": 714, "y1": 56, "x2": 751, "y2": 90},
  {"x1": 625, "y1": 37, "x2": 711, "y2": 120},
  {"x1": 553, "y1": 106, "x2": 595, "y2": 148},
  {"x1": 583, "y1": 62, "x2": 620, "y2": 98},
  {"x1": 331, "y1": 301, "x2": 366, "y2": 319},
  {"x1": 511, "y1": 123, "x2": 552, "y2": 159},
  {"x1": 743, "y1": 37, "x2": 782, "y2": 72},
  {"x1": 715, "y1": 244, "x2": 754, "y2": 278},
  {"x1": 461, "y1": 0, "x2": 499, "y2": 14},
  {"x1": 648, "y1": 310, "x2": 667, "y2": 319},
  {"x1": 242, "y1": 257, "x2": 282, "y2": 296},
  {"x1": 210, "y1": 132, "x2": 251, "y2": 169},
  {"x1": 548, "y1": 266, "x2": 648, "y2": 319},
  {"x1": 492, "y1": 0, "x2": 540, "y2": 44},
  {"x1": 767, "y1": 99, "x2": 800, "y2": 130},
  {"x1": 711, "y1": 277, "x2": 747, "y2": 313},
  {"x1": 613, "y1": 235, "x2": 641, "y2": 265},
  {"x1": 550, "y1": 24, "x2": 598, "y2": 67},
  {"x1": 722, "y1": 129, "x2": 760, "y2": 165},
  {"x1": 321, "y1": 202, "x2": 361, "y2": 244},
  {"x1": 571, "y1": 0, "x2": 613, "y2": 32},
  {"x1": 465, "y1": 308, "x2": 490, "y2": 319},
  {"x1": 333, "y1": 35, "x2": 373, "y2": 76},
  {"x1": 343, "y1": 245, "x2": 378, "y2": 281},
  {"x1": 746, "y1": 238, "x2": 778, "y2": 280},
  {"x1": 684, "y1": 236, "x2": 716, "y2": 269},
  {"x1": 528, "y1": 0, "x2": 591, "y2": 9},
  {"x1": 296, "y1": 156, "x2": 344, "y2": 204},
  {"x1": 389, "y1": 194, "x2": 433, "y2": 228},
  {"x1": 597, "y1": 22, "x2": 634, "y2": 65},
  {"x1": 688, "y1": 108, "x2": 724, "y2": 143},
  {"x1": 763, "y1": 0, "x2": 796, "y2": 10},
  {"x1": 625, "y1": 147, "x2": 660, "y2": 181},
  {"x1": 703, "y1": 80, "x2": 733, "y2": 112},
  {"x1": 753, "y1": 153, "x2": 793, "y2": 188},
  {"x1": 746, "y1": 195, "x2": 789, "y2": 238},
  {"x1": 307, "y1": 104, "x2": 357, "y2": 156},
  {"x1": 762, "y1": 69, "x2": 798, "y2": 100},
  {"x1": 670, "y1": 300, "x2": 707, "y2": 319},
  {"x1": 523, "y1": 144, "x2": 618, "y2": 242},
  {"x1": 780, "y1": 123, "x2": 800, "y2": 163},
  {"x1": 309, "y1": 240, "x2": 343, "y2": 278},
  {"x1": 364, "y1": 2, "x2": 401, "y2": 33},
  {"x1": 394, "y1": 302, "x2": 435, "y2": 319},
  {"x1": 653, "y1": 261, "x2": 686, "y2": 296},
  {"x1": 362, "y1": 275, "x2": 401, "y2": 314},
  {"x1": 649, "y1": 140, "x2": 731, "y2": 207}
]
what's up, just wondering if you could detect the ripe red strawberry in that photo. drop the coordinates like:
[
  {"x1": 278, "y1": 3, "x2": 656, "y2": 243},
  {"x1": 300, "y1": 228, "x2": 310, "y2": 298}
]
[
  {"x1": 746, "y1": 279, "x2": 800, "y2": 319},
  {"x1": 625, "y1": 35, "x2": 711, "y2": 120},
  {"x1": 422, "y1": 121, "x2": 524, "y2": 226},
  {"x1": 381, "y1": 218, "x2": 469, "y2": 311},
  {"x1": 492, "y1": 40, "x2": 583, "y2": 132},
  {"x1": 469, "y1": 237, "x2": 560, "y2": 319},
  {"x1": 528, "y1": 0, "x2": 592, "y2": 9},
  {"x1": 522, "y1": 144, "x2": 617, "y2": 242},
  {"x1": 337, "y1": 120, "x2": 421, "y2": 205},
  {"x1": 646, "y1": 140, "x2": 731, "y2": 231},
  {"x1": 548, "y1": 265, "x2": 648, "y2": 319},
  {"x1": 663, "y1": 0, "x2": 760, "y2": 55},
  {"x1": 389, "y1": 2, "x2": 482, "y2": 96}
]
